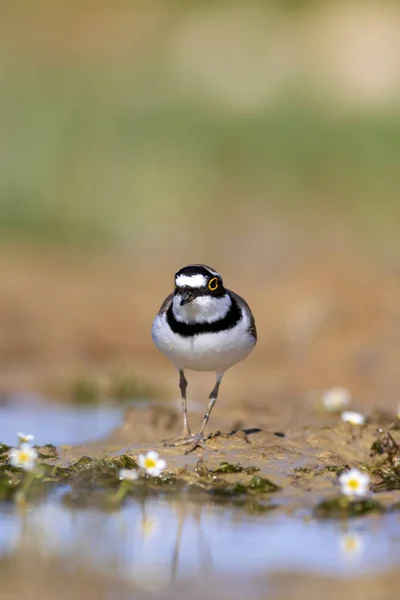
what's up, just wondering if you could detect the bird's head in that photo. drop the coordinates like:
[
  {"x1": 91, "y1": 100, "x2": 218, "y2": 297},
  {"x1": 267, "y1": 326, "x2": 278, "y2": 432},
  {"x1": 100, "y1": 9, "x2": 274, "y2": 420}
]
[{"x1": 173, "y1": 264, "x2": 229, "y2": 323}]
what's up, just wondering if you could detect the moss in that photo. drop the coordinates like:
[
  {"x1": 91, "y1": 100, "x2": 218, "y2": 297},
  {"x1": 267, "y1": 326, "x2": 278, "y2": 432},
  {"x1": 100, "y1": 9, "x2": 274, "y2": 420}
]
[
  {"x1": 314, "y1": 495, "x2": 384, "y2": 518},
  {"x1": 294, "y1": 466, "x2": 313, "y2": 474},
  {"x1": 371, "y1": 466, "x2": 400, "y2": 492},
  {"x1": 212, "y1": 461, "x2": 259, "y2": 475},
  {"x1": 65, "y1": 455, "x2": 129, "y2": 493},
  {"x1": 213, "y1": 461, "x2": 245, "y2": 474},
  {"x1": 0, "y1": 444, "x2": 10, "y2": 456},
  {"x1": 293, "y1": 465, "x2": 348, "y2": 477},
  {"x1": 321, "y1": 465, "x2": 347, "y2": 474},
  {"x1": 141, "y1": 473, "x2": 178, "y2": 488},
  {"x1": 107, "y1": 455, "x2": 138, "y2": 471},
  {"x1": 210, "y1": 483, "x2": 248, "y2": 497},
  {"x1": 71, "y1": 456, "x2": 98, "y2": 470},
  {"x1": 245, "y1": 466, "x2": 261, "y2": 474},
  {"x1": 371, "y1": 439, "x2": 385, "y2": 456},
  {"x1": 248, "y1": 476, "x2": 280, "y2": 493},
  {"x1": 191, "y1": 460, "x2": 280, "y2": 498}
]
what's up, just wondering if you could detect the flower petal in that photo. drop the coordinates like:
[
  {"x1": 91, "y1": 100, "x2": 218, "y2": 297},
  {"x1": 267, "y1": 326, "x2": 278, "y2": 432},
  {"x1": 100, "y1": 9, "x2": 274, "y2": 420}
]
[
  {"x1": 146, "y1": 451, "x2": 160, "y2": 462},
  {"x1": 138, "y1": 454, "x2": 146, "y2": 469}
]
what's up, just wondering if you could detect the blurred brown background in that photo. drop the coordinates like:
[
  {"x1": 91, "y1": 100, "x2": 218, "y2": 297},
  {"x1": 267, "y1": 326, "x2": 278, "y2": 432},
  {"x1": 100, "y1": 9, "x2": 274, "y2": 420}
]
[{"x1": 1, "y1": 0, "x2": 400, "y2": 408}]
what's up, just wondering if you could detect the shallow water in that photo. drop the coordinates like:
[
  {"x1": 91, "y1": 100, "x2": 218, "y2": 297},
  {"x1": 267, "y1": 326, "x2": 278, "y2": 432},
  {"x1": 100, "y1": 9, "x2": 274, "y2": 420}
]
[
  {"x1": 1, "y1": 397, "x2": 400, "y2": 598},
  {"x1": 1, "y1": 494, "x2": 400, "y2": 579},
  {"x1": 0, "y1": 393, "x2": 123, "y2": 446}
]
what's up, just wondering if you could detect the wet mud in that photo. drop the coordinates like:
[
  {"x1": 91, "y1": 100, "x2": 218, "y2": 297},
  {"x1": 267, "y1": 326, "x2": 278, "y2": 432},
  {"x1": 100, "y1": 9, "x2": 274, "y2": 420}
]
[{"x1": 2, "y1": 400, "x2": 397, "y2": 516}]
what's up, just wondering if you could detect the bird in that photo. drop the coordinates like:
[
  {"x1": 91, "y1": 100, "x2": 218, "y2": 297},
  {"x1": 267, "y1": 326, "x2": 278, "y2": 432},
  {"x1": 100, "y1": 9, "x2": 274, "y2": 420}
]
[{"x1": 151, "y1": 264, "x2": 257, "y2": 453}]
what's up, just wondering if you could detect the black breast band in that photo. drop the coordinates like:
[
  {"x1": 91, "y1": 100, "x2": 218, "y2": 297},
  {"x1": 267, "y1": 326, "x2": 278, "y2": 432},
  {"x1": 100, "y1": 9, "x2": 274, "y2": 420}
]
[{"x1": 166, "y1": 293, "x2": 242, "y2": 338}]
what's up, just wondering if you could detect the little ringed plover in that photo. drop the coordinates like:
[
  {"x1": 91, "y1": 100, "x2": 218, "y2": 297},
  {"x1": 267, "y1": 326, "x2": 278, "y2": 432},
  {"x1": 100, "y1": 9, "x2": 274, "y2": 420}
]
[{"x1": 151, "y1": 264, "x2": 257, "y2": 453}]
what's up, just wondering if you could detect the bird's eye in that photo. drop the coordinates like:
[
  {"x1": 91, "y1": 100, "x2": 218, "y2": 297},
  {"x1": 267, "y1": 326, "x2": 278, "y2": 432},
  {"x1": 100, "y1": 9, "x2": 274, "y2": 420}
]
[{"x1": 208, "y1": 277, "x2": 219, "y2": 291}]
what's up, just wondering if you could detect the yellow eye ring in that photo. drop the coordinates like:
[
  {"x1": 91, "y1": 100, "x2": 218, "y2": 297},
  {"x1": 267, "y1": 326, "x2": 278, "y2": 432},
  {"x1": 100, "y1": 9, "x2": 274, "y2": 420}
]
[{"x1": 208, "y1": 277, "x2": 219, "y2": 291}]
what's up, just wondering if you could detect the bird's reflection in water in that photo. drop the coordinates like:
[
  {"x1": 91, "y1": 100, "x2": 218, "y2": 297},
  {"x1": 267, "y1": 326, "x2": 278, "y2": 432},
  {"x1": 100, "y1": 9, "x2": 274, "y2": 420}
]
[
  {"x1": 5, "y1": 495, "x2": 215, "y2": 593},
  {"x1": 170, "y1": 499, "x2": 213, "y2": 581},
  {"x1": 1, "y1": 493, "x2": 399, "y2": 594}
]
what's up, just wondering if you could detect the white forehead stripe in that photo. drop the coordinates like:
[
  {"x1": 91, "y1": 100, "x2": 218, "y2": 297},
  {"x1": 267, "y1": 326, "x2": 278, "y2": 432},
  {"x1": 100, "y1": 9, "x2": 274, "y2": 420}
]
[{"x1": 176, "y1": 274, "x2": 207, "y2": 288}]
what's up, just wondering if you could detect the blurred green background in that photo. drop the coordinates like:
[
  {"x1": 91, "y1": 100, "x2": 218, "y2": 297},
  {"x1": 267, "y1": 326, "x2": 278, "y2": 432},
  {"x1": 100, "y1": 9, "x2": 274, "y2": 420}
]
[{"x1": 1, "y1": 0, "x2": 400, "y2": 253}]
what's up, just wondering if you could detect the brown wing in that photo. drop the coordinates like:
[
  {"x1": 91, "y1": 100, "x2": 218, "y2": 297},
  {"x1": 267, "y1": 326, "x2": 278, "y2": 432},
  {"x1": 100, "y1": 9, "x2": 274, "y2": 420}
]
[
  {"x1": 228, "y1": 290, "x2": 257, "y2": 341},
  {"x1": 158, "y1": 293, "x2": 173, "y2": 315}
]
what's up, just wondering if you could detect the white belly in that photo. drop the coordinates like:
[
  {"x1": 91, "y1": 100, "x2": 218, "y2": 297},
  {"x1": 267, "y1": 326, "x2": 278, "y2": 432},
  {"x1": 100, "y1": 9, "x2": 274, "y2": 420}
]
[{"x1": 151, "y1": 312, "x2": 255, "y2": 373}]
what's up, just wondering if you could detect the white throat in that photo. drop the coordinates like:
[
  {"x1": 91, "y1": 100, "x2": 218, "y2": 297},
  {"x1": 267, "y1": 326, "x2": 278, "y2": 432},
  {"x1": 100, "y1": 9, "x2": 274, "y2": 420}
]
[{"x1": 172, "y1": 293, "x2": 231, "y2": 324}]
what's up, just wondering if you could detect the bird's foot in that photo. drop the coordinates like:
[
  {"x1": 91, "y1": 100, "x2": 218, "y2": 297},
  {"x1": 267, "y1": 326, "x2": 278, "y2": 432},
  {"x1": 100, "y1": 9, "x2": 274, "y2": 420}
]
[
  {"x1": 163, "y1": 429, "x2": 192, "y2": 448},
  {"x1": 163, "y1": 432, "x2": 210, "y2": 453},
  {"x1": 184, "y1": 433, "x2": 208, "y2": 454}
]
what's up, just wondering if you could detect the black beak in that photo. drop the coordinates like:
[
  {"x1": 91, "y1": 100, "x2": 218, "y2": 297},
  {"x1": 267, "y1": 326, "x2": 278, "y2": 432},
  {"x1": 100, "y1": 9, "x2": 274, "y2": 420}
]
[{"x1": 180, "y1": 289, "x2": 197, "y2": 306}]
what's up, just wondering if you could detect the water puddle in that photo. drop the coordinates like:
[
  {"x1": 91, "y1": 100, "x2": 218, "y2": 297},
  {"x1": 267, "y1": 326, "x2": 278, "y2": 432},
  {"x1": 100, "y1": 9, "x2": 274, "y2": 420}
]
[
  {"x1": 1, "y1": 396, "x2": 400, "y2": 597},
  {"x1": 0, "y1": 393, "x2": 123, "y2": 446},
  {"x1": 1, "y1": 496, "x2": 400, "y2": 577}
]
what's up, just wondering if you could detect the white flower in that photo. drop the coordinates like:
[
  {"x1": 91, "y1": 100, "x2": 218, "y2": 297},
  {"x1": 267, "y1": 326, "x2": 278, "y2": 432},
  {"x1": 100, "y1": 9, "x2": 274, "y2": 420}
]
[
  {"x1": 339, "y1": 468, "x2": 370, "y2": 498},
  {"x1": 17, "y1": 432, "x2": 34, "y2": 445},
  {"x1": 119, "y1": 469, "x2": 139, "y2": 482},
  {"x1": 341, "y1": 411, "x2": 365, "y2": 426},
  {"x1": 138, "y1": 451, "x2": 166, "y2": 477},
  {"x1": 322, "y1": 387, "x2": 351, "y2": 412},
  {"x1": 9, "y1": 444, "x2": 38, "y2": 471}
]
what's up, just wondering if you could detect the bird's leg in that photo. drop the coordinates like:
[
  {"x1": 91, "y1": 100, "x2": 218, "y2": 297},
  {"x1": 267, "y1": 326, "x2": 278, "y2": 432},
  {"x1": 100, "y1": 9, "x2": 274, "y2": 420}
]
[
  {"x1": 184, "y1": 373, "x2": 224, "y2": 454},
  {"x1": 179, "y1": 370, "x2": 191, "y2": 437},
  {"x1": 164, "y1": 370, "x2": 192, "y2": 447}
]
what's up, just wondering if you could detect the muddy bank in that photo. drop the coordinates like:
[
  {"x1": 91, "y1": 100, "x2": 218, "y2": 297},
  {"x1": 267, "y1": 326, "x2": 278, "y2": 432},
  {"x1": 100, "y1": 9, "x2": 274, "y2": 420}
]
[{"x1": 21, "y1": 398, "x2": 395, "y2": 515}]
